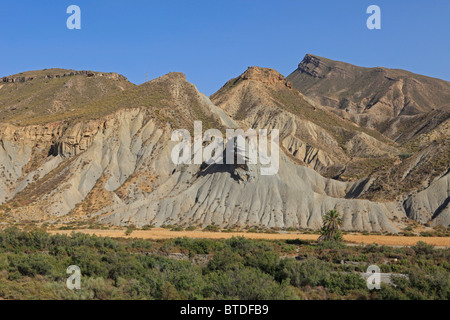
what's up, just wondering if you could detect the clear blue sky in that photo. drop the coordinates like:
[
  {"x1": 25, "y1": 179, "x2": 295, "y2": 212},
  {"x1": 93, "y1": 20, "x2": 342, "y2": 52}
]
[{"x1": 1, "y1": 0, "x2": 449, "y2": 95}]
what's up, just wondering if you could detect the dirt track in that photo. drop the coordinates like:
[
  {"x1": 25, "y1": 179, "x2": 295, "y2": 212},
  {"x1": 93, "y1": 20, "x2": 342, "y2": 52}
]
[{"x1": 48, "y1": 228, "x2": 450, "y2": 247}]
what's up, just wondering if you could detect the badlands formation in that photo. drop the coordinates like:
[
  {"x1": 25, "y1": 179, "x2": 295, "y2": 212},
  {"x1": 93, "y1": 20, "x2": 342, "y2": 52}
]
[{"x1": 0, "y1": 55, "x2": 448, "y2": 232}]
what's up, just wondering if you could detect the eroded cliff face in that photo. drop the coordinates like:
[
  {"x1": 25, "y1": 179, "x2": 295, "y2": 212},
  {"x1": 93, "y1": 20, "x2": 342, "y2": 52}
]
[
  {"x1": 404, "y1": 173, "x2": 450, "y2": 226},
  {"x1": 211, "y1": 67, "x2": 348, "y2": 176},
  {"x1": 0, "y1": 106, "x2": 408, "y2": 232},
  {"x1": 0, "y1": 66, "x2": 448, "y2": 231}
]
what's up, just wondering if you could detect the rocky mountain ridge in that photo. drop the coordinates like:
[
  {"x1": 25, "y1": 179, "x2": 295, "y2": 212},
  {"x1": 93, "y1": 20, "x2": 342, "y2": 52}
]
[
  {"x1": 287, "y1": 54, "x2": 450, "y2": 143},
  {"x1": 2, "y1": 69, "x2": 127, "y2": 84},
  {"x1": 0, "y1": 58, "x2": 448, "y2": 231}
]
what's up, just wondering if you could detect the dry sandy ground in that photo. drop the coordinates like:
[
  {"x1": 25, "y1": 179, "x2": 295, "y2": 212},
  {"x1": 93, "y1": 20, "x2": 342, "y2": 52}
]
[{"x1": 48, "y1": 228, "x2": 450, "y2": 247}]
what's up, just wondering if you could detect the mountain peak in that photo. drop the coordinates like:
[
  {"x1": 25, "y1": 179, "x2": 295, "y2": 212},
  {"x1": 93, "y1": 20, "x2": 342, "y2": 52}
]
[
  {"x1": 287, "y1": 54, "x2": 450, "y2": 142},
  {"x1": 239, "y1": 66, "x2": 292, "y2": 87},
  {"x1": 164, "y1": 72, "x2": 186, "y2": 80},
  {"x1": 296, "y1": 54, "x2": 351, "y2": 79},
  {"x1": 141, "y1": 72, "x2": 187, "y2": 86}
]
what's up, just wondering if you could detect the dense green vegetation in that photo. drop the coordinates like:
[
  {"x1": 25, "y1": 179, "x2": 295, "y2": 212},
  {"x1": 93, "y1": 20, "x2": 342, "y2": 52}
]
[{"x1": 0, "y1": 228, "x2": 448, "y2": 300}]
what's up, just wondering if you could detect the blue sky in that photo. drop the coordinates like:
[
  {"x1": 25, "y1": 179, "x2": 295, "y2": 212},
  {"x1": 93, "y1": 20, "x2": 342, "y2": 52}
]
[{"x1": 1, "y1": 0, "x2": 449, "y2": 95}]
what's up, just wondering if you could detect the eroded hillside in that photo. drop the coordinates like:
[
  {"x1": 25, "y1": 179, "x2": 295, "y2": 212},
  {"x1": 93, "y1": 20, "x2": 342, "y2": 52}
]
[{"x1": 0, "y1": 61, "x2": 448, "y2": 231}]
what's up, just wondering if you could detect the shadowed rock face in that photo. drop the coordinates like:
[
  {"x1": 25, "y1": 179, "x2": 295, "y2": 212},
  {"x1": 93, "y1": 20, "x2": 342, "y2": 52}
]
[{"x1": 0, "y1": 62, "x2": 448, "y2": 230}]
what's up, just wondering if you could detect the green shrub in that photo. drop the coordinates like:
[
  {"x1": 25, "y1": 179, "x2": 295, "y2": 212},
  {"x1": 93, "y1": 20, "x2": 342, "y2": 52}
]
[
  {"x1": 8, "y1": 254, "x2": 55, "y2": 277},
  {"x1": 203, "y1": 225, "x2": 220, "y2": 232},
  {"x1": 276, "y1": 258, "x2": 330, "y2": 287},
  {"x1": 324, "y1": 272, "x2": 366, "y2": 295},
  {"x1": 205, "y1": 267, "x2": 294, "y2": 300},
  {"x1": 412, "y1": 241, "x2": 434, "y2": 255}
]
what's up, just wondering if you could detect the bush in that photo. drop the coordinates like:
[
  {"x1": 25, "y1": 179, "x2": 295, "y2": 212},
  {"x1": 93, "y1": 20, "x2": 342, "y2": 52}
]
[
  {"x1": 316, "y1": 240, "x2": 346, "y2": 250},
  {"x1": 225, "y1": 237, "x2": 261, "y2": 255},
  {"x1": 377, "y1": 283, "x2": 408, "y2": 300},
  {"x1": 407, "y1": 267, "x2": 449, "y2": 300},
  {"x1": 8, "y1": 254, "x2": 55, "y2": 277},
  {"x1": 412, "y1": 241, "x2": 434, "y2": 255},
  {"x1": 203, "y1": 225, "x2": 220, "y2": 232},
  {"x1": 205, "y1": 267, "x2": 294, "y2": 300},
  {"x1": 125, "y1": 227, "x2": 135, "y2": 236},
  {"x1": 207, "y1": 248, "x2": 243, "y2": 272},
  {"x1": 173, "y1": 237, "x2": 218, "y2": 255},
  {"x1": 244, "y1": 248, "x2": 280, "y2": 276},
  {"x1": 276, "y1": 258, "x2": 330, "y2": 287},
  {"x1": 324, "y1": 273, "x2": 367, "y2": 295}
]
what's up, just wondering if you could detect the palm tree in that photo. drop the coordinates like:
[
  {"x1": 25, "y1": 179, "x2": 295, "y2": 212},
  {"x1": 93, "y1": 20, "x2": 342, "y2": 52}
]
[{"x1": 318, "y1": 210, "x2": 343, "y2": 242}]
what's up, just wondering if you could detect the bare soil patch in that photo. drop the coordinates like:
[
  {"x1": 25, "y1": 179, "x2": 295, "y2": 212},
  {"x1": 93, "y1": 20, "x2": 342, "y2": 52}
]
[{"x1": 48, "y1": 228, "x2": 450, "y2": 247}]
